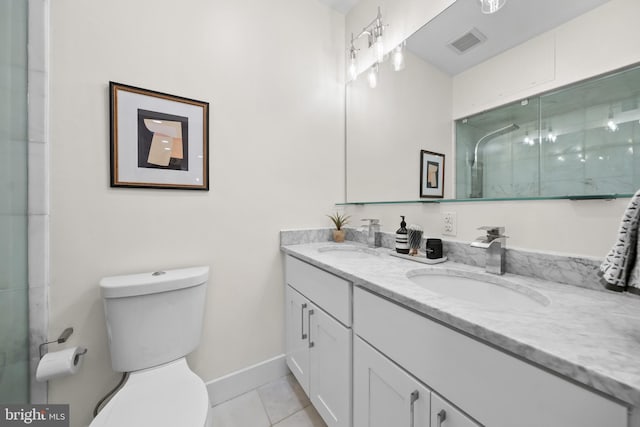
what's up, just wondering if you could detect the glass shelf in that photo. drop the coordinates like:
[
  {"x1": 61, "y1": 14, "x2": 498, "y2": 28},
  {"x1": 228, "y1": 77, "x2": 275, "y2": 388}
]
[{"x1": 336, "y1": 193, "x2": 632, "y2": 206}]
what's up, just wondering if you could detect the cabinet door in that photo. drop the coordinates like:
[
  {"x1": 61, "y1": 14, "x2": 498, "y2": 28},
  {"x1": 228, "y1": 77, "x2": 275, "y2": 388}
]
[
  {"x1": 431, "y1": 393, "x2": 480, "y2": 427},
  {"x1": 354, "y1": 287, "x2": 627, "y2": 427},
  {"x1": 309, "y1": 303, "x2": 352, "y2": 427},
  {"x1": 285, "y1": 285, "x2": 310, "y2": 394},
  {"x1": 354, "y1": 336, "x2": 430, "y2": 427}
]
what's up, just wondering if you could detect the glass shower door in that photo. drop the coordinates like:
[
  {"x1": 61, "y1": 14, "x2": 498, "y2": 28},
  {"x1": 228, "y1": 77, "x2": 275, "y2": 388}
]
[{"x1": 0, "y1": 0, "x2": 30, "y2": 403}]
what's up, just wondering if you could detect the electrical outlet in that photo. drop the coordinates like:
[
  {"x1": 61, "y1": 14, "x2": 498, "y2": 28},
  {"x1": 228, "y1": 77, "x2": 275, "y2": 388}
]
[{"x1": 442, "y1": 212, "x2": 457, "y2": 236}]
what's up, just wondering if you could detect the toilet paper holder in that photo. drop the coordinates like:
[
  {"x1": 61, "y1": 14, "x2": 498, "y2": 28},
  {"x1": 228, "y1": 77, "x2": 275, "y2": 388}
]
[{"x1": 39, "y1": 327, "x2": 88, "y2": 359}]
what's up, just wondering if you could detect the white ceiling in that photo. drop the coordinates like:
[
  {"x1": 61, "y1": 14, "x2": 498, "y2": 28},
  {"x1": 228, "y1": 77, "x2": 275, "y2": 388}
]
[
  {"x1": 406, "y1": 0, "x2": 611, "y2": 75},
  {"x1": 316, "y1": 0, "x2": 358, "y2": 14},
  {"x1": 318, "y1": 0, "x2": 611, "y2": 75}
]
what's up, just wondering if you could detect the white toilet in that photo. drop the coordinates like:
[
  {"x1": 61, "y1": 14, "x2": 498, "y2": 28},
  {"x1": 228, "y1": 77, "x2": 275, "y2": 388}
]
[{"x1": 90, "y1": 266, "x2": 212, "y2": 427}]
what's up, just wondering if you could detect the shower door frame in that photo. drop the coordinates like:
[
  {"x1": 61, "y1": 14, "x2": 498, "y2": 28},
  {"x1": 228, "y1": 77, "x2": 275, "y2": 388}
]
[{"x1": 27, "y1": 0, "x2": 50, "y2": 404}]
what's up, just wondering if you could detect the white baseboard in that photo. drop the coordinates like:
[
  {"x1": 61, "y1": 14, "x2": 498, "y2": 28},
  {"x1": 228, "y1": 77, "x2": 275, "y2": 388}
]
[{"x1": 206, "y1": 354, "x2": 289, "y2": 406}]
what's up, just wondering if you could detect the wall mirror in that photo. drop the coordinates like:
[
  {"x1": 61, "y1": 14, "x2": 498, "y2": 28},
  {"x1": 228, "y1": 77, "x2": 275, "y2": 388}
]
[
  {"x1": 345, "y1": 0, "x2": 626, "y2": 204},
  {"x1": 456, "y1": 64, "x2": 640, "y2": 199}
]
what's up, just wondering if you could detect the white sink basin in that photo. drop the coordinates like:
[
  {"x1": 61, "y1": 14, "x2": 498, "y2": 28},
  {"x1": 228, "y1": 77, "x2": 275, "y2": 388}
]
[
  {"x1": 407, "y1": 269, "x2": 549, "y2": 310},
  {"x1": 317, "y1": 245, "x2": 380, "y2": 259}
]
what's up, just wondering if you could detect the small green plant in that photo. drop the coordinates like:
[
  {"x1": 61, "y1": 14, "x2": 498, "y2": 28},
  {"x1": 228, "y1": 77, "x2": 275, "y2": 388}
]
[{"x1": 327, "y1": 212, "x2": 350, "y2": 230}]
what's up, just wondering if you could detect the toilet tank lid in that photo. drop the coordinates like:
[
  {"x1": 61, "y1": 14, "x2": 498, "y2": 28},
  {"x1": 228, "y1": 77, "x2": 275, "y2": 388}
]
[{"x1": 100, "y1": 266, "x2": 209, "y2": 299}]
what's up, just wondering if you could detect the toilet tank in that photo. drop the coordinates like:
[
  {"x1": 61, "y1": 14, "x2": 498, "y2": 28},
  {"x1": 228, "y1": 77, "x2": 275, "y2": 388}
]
[{"x1": 100, "y1": 266, "x2": 209, "y2": 372}]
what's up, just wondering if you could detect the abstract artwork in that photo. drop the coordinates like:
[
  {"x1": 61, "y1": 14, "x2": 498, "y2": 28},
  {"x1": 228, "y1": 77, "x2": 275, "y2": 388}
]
[
  {"x1": 420, "y1": 150, "x2": 445, "y2": 198},
  {"x1": 110, "y1": 82, "x2": 209, "y2": 190}
]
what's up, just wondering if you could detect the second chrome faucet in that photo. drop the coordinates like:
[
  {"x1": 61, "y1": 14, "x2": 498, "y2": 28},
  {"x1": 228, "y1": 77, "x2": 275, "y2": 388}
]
[
  {"x1": 361, "y1": 218, "x2": 380, "y2": 248},
  {"x1": 470, "y1": 226, "x2": 507, "y2": 275}
]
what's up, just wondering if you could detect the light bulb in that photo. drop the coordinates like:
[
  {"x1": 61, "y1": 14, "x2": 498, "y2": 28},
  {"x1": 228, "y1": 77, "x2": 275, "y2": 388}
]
[
  {"x1": 392, "y1": 44, "x2": 405, "y2": 71},
  {"x1": 348, "y1": 61, "x2": 358, "y2": 81},
  {"x1": 375, "y1": 34, "x2": 385, "y2": 63},
  {"x1": 607, "y1": 111, "x2": 618, "y2": 132},
  {"x1": 480, "y1": 0, "x2": 506, "y2": 14},
  {"x1": 348, "y1": 49, "x2": 358, "y2": 81},
  {"x1": 368, "y1": 64, "x2": 378, "y2": 89}
]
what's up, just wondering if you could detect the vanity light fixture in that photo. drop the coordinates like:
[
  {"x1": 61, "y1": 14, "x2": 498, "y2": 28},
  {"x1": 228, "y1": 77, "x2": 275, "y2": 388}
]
[
  {"x1": 348, "y1": 6, "x2": 395, "y2": 82},
  {"x1": 546, "y1": 127, "x2": 557, "y2": 143},
  {"x1": 480, "y1": 0, "x2": 507, "y2": 14},
  {"x1": 348, "y1": 40, "x2": 358, "y2": 81},
  {"x1": 606, "y1": 111, "x2": 619, "y2": 132},
  {"x1": 373, "y1": 19, "x2": 385, "y2": 63},
  {"x1": 368, "y1": 63, "x2": 379, "y2": 88},
  {"x1": 392, "y1": 41, "x2": 406, "y2": 71}
]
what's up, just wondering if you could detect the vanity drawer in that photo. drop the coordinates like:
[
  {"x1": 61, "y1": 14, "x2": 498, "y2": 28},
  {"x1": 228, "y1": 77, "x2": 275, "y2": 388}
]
[
  {"x1": 285, "y1": 255, "x2": 351, "y2": 326},
  {"x1": 353, "y1": 287, "x2": 628, "y2": 427}
]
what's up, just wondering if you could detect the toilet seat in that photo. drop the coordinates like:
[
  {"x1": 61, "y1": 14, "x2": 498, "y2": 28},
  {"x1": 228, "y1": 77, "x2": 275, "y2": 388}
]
[{"x1": 90, "y1": 358, "x2": 211, "y2": 427}]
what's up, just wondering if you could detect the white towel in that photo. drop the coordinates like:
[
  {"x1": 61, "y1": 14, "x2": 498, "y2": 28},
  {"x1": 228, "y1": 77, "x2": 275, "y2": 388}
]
[{"x1": 600, "y1": 189, "x2": 640, "y2": 291}]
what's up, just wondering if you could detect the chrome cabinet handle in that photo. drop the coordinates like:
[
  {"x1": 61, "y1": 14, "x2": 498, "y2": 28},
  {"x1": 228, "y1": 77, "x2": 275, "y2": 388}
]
[
  {"x1": 409, "y1": 390, "x2": 419, "y2": 427},
  {"x1": 308, "y1": 309, "x2": 315, "y2": 348},
  {"x1": 300, "y1": 303, "x2": 307, "y2": 340},
  {"x1": 437, "y1": 409, "x2": 447, "y2": 427}
]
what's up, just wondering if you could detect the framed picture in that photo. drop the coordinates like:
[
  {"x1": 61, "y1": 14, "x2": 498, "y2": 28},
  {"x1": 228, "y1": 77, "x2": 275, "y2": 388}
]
[
  {"x1": 420, "y1": 150, "x2": 445, "y2": 198},
  {"x1": 109, "y1": 82, "x2": 209, "y2": 190}
]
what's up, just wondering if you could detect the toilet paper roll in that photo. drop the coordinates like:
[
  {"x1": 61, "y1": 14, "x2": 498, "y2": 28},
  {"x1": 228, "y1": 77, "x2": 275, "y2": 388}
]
[{"x1": 36, "y1": 346, "x2": 86, "y2": 382}]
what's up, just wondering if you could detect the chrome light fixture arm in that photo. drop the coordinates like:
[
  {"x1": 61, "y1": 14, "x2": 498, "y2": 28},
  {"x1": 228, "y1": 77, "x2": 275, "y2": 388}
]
[{"x1": 347, "y1": 5, "x2": 388, "y2": 80}]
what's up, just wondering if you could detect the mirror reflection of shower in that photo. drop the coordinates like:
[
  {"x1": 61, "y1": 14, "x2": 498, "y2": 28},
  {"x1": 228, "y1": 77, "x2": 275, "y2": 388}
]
[{"x1": 468, "y1": 124, "x2": 520, "y2": 198}]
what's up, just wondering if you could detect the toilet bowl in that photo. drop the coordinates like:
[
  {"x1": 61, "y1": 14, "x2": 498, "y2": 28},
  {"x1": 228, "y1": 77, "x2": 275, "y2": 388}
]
[
  {"x1": 90, "y1": 267, "x2": 211, "y2": 427},
  {"x1": 90, "y1": 359, "x2": 211, "y2": 427}
]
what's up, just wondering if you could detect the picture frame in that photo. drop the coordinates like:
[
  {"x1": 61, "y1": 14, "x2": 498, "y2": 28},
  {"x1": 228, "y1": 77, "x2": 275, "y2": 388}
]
[
  {"x1": 109, "y1": 82, "x2": 209, "y2": 190},
  {"x1": 420, "y1": 150, "x2": 445, "y2": 198}
]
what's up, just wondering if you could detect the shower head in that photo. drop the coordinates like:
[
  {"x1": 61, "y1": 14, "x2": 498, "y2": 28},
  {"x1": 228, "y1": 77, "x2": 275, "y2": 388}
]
[
  {"x1": 468, "y1": 123, "x2": 520, "y2": 199},
  {"x1": 469, "y1": 123, "x2": 520, "y2": 167}
]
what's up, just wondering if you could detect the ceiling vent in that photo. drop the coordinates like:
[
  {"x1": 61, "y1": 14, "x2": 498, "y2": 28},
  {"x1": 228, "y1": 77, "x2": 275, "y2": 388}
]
[{"x1": 448, "y1": 28, "x2": 487, "y2": 54}]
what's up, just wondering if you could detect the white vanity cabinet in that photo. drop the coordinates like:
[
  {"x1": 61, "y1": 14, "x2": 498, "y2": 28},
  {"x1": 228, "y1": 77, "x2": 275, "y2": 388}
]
[
  {"x1": 353, "y1": 287, "x2": 629, "y2": 427},
  {"x1": 354, "y1": 335, "x2": 431, "y2": 427},
  {"x1": 285, "y1": 284, "x2": 311, "y2": 393},
  {"x1": 285, "y1": 255, "x2": 352, "y2": 427},
  {"x1": 354, "y1": 336, "x2": 478, "y2": 427}
]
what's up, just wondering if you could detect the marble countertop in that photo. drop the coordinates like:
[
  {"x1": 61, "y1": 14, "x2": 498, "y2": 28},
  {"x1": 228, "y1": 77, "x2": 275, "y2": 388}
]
[{"x1": 281, "y1": 241, "x2": 640, "y2": 407}]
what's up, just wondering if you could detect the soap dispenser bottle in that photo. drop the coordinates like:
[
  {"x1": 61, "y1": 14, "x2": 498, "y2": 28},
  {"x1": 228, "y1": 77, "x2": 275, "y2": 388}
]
[{"x1": 395, "y1": 216, "x2": 409, "y2": 254}]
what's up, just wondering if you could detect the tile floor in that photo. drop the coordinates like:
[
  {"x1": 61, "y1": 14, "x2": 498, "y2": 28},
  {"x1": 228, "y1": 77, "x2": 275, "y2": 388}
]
[{"x1": 211, "y1": 374, "x2": 327, "y2": 427}]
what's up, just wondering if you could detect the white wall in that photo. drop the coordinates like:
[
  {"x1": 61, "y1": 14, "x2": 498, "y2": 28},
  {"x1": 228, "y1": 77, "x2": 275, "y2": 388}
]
[
  {"x1": 48, "y1": 1, "x2": 344, "y2": 425},
  {"x1": 344, "y1": 0, "x2": 640, "y2": 258},
  {"x1": 346, "y1": 50, "x2": 452, "y2": 201}
]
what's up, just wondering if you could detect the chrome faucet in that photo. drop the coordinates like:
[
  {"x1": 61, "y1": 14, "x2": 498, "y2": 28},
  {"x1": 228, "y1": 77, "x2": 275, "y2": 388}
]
[
  {"x1": 361, "y1": 218, "x2": 380, "y2": 248},
  {"x1": 470, "y1": 226, "x2": 507, "y2": 275}
]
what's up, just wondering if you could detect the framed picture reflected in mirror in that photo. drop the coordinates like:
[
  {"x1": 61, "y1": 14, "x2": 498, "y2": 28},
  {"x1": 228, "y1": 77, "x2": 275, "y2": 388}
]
[{"x1": 420, "y1": 150, "x2": 444, "y2": 198}]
